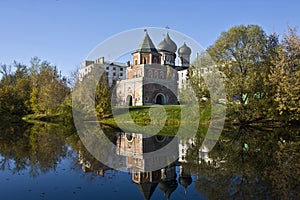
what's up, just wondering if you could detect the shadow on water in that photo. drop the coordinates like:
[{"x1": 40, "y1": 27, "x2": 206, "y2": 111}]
[{"x1": 0, "y1": 121, "x2": 299, "y2": 199}]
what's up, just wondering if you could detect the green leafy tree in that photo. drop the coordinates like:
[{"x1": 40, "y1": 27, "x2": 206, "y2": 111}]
[
  {"x1": 0, "y1": 64, "x2": 12, "y2": 85},
  {"x1": 0, "y1": 62, "x2": 32, "y2": 117},
  {"x1": 0, "y1": 58, "x2": 70, "y2": 119},
  {"x1": 269, "y1": 27, "x2": 300, "y2": 122},
  {"x1": 207, "y1": 25, "x2": 278, "y2": 123},
  {"x1": 188, "y1": 51, "x2": 226, "y2": 105},
  {"x1": 29, "y1": 58, "x2": 70, "y2": 114},
  {"x1": 73, "y1": 67, "x2": 112, "y2": 120},
  {"x1": 187, "y1": 52, "x2": 212, "y2": 102},
  {"x1": 95, "y1": 73, "x2": 112, "y2": 119}
]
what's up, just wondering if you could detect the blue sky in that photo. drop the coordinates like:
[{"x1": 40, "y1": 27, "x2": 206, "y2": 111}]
[{"x1": 0, "y1": 0, "x2": 299, "y2": 77}]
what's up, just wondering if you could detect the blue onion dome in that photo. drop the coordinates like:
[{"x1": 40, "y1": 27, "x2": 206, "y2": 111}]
[{"x1": 178, "y1": 42, "x2": 191, "y2": 55}]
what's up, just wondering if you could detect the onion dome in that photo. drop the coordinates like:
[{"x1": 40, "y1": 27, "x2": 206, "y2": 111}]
[
  {"x1": 158, "y1": 180, "x2": 178, "y2": 199},
  {"x1": 178, "y1": 42, "x2": 191, "y2": 55},
  {"x1": 157, "y1": 39, "x2": 169, "y2": 52},
  {"x1": 179, "y1": 176, "x2": 192, "y2": 189},
  {"x1": 157, "y1": 33, "x2": 177, "y2": 53}
]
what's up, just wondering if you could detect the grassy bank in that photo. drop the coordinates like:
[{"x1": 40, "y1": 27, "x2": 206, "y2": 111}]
[
  {"x1": 21, "y1": 103, "x2": 225, "y2": 136},
  {"x1": 22, "y1": 112, "x2": 73, "y2": 125},
  {"x1": 100, "y1": 104, "x2": 215, "y2": 135}
]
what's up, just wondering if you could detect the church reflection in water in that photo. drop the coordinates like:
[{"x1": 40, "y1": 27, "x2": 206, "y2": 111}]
[{"x1": 78, "y1": 132, "x2": 214, "y2": 200}]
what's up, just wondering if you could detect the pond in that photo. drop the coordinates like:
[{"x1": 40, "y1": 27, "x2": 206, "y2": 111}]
[{"x1": 0, "y1": 122, "x2": 299, "y2": 199}]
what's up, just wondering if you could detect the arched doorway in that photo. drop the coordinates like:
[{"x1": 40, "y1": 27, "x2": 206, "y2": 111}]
[
  {"x1": 126, "y1": 95, "x2": 133, "y2": 106},
  {"x1": 155, "y1": 94, "x2": 165, "y2": 105}
]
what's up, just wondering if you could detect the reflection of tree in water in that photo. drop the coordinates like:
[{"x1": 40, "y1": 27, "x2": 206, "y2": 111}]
[
  {"x1": 0, "y1": 122, "x2": 120, "y2": 179},
  {"x1": 186, "y1": 126, "x2": 300, "y2": 199},
  {"x1": 264, "y1": 127, "x2": 300, "y2": 199},
  {"x1": 0, "y1": 123, "x2": 31, "y2": 172},
  {"x1": 0, "y1": 122, "x2": 299, "y2": 199},
  {"x1": 0, "y1": 122, "x2": 72, "y2": 177},
  {"x1": 71, "y1": 138, "x2": 112, "y2": 179}
]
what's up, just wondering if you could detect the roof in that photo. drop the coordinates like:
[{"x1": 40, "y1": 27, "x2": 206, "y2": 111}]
[
  {"x1": 158, "y1": 180, "x2": 178, "y2": 199},
  {"x1": 178, "y1": 42, "x2": 191, "y2": 55},
  {"x1": 158, "y1": 33, "x2": 177, "y2": 53},
  {"x1": 137, "y1": 182, "x2": 158, "y2": 200},
  {"x1": 107, "y1": 62, "x2": 127, "y2": 67},
  {"x1": 179, "y1": 176, "x2": 192, "y2": 188},
  {"x1": 81, "y1": 62, "x2": 127, "y2": 70},
  {"x1": 136, "y1": 32, "x2": 158, "y2": 53}
]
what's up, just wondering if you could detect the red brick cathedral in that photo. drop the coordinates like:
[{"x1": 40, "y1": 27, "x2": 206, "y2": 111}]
[{"x1": 116, "y1": 31, "x2": 191, "y2": 106}]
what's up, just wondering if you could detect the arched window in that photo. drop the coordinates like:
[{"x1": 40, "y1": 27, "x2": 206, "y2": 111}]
[
  {"x1": 160, "y1": 71, "x2": 164, "y2": 79},
  {"x1": 154, "y1": 71, "x2": 158, "y2": 79},
  {"x1": 143, "y1": 57, "x2": 147, "y2": 64},
  {"x1": 148, "y1": 70, "x2": 153, "y2": 78},
  {"x1": 153, "y1": 57, "x2": 157, "y2": 63}
]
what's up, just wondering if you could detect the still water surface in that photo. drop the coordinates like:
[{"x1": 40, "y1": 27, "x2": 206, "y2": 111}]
[{"x1": 0, "y1": 123, "x2": 299, "y2": 199}]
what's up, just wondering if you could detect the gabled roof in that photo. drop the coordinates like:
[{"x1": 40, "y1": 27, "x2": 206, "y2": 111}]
[{"x1": 136, "y1": 32, "x2": 158, "y2": 53}]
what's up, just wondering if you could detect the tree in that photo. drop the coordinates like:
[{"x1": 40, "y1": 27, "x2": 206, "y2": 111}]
[
  {"x1": 269, "y1": 27, "x2": 300, "y2": 122},
  {"x1": 95, "y1": 73, "x2": 112, "y2": 119},
  {"x1": 187, "y1": 51, "x2": 212, "y2": 102},
  {"x1": 0, "y1": 62, "x2": 31, "y2": 117},
  {"x1": 29, "y1": 58, "x2": 70, "y2": 114},
  {"x1": 0, "y1": 58, "x2": 71, "y2": 118},
  {"x1": 0, "y1": 64, "x2": 12, "y2": 85},
  {"x1": 72, "y1": 66, "x2": 112, "y2": 120},
  {"x1": 187, "y1": 51, "x2": 226, "y2": 104},
  {"x1": 207, "y1": 25, "x2": 278, "y2": 123}
]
